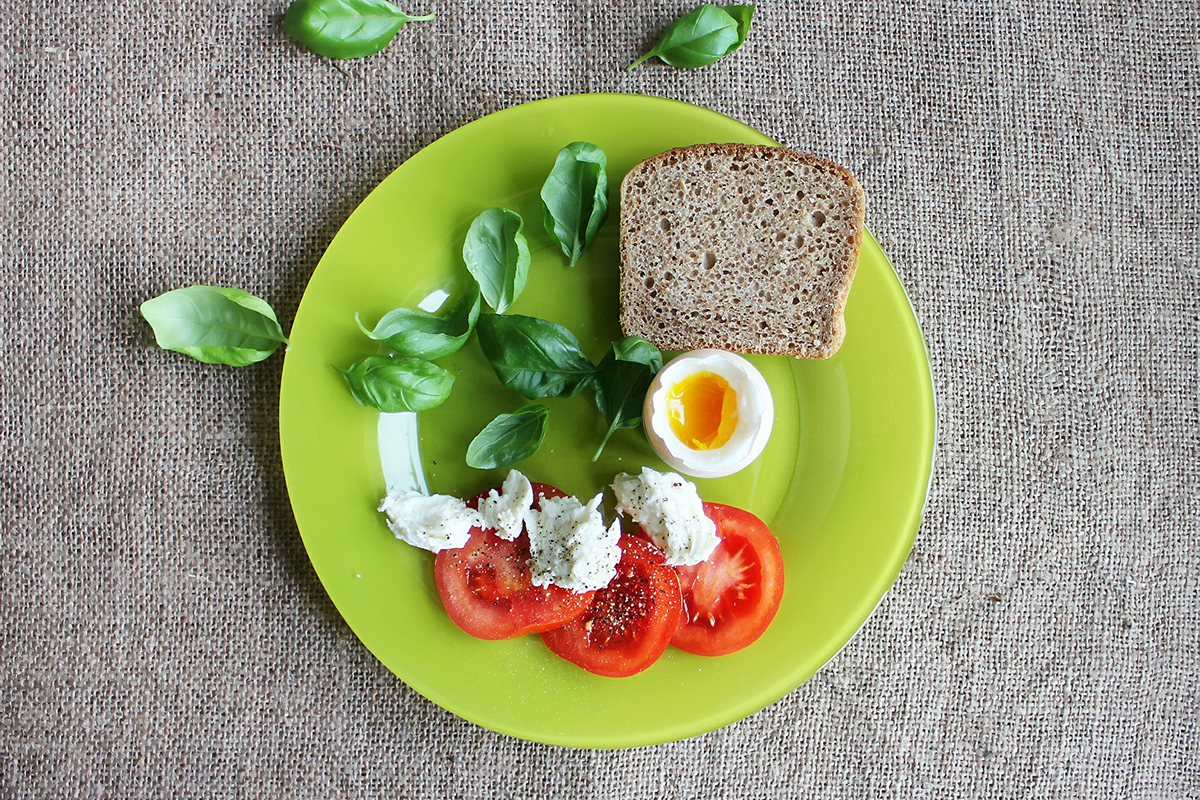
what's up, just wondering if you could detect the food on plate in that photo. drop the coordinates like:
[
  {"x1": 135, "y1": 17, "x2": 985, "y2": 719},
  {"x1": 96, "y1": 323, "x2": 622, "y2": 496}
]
[
  {"x1": 540, "y1": 141, "x2": 609, "y2": 266},
  {"x1": 642, "y1": 349, "x2": 774, "y2": 479},
  {"x1": 541, "y1": 536, "x2": 684, "y2": 678},
  {"x1": 462, "y1": 207, "x2": 530, "y2": 314},
  {"x1": 435, "y1": 483, "x2": 595, "y2": 639},
  {"x1": 611, "y1": 467, "x2": 719, "y2": 566},
  {"x1": 589, "y1": 336, "x2": 664, "y2": 461},
  {"x1": 340, "y1": 286, "x2": 476, "y2": 414},
  {"x1": 337, "y1": 354, "x2": 455, "y2": 413},
  {"x1": 355, "y1": 284, "x2": 481, "y2": 360},
  {"x1": 475, "y1": 313, "x2": 596, "y2": 400},
  {"x1": 618, "y1": 142, "x2": 865, "y2": 359},
  {"x1": 381, "y1": 466, "x2": 784, "y2": 674},
  {"x1": 465, "y1": 403, "x2": 550, "y2": 469},
  {"x1": 525, "y1": 493, "x2": 622, "y2": 593},
  {"x1": 378, "y1": 488, "x2": 482, "y2": 552},
  {"x1": 474, "y1": 315, "x2": 667, "y2": 461},
  {"x1": 477, "y1": 469, "x2": 534, "y2": 540},
  {"x1": 671, "y1": 503, "x2": 784, "y2": 656},
  {"x1": 336, "y1": 140, "x2": 668, "y2": 461}
]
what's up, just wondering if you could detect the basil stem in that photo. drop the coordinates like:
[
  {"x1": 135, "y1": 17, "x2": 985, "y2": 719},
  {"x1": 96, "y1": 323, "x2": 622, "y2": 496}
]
[
  {"x1": 476, "y1": 313, "x2": 597, "y2": 399},
  {"x1": 540, "y1": 142, "x2": 609, "y2": 267},
  {"x1": 462, "y1": 208, "x2": 531, "y2": 314},
  {"x1": 356, "y1": 285, "x2": 480, "y2": 360},
  {"x1": 627, "y1": 4, "x2": 755, "y2": 71},
  {"x1": 283, "y1": 0, "x2": 434, "y2": 60},
  {"x1": 139, "y1": 286, "x2": 288, "y2": 367},
  {"x1": 466, "y1": 404, "x2": 550, "y2": 469},
  {"x1": 591, "y1": 336, "x2": 664, "y2": 461},
  {"x1": 336, "y1": 355, "x2": 454, "y2": 413}
]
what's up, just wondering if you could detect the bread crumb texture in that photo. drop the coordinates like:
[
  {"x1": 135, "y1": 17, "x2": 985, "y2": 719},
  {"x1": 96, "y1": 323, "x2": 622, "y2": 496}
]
[{"x1": 619, "y1": 144, "x2": 865, "y2": 359}]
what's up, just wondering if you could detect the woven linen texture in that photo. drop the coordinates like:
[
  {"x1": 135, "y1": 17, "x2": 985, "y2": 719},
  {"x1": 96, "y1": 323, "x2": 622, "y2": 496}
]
[{"x1": 1, "y1": 1, "x2": 1196, "y2": 797}]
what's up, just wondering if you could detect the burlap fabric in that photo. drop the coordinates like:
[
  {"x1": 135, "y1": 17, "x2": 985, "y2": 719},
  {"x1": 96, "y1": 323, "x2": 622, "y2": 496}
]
[{"x1": 1, "y1": 0, "x2": 1196, "y2": 796}]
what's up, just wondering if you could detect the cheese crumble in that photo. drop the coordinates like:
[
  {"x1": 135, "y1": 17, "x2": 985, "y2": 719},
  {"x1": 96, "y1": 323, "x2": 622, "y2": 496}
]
[
  {"x1": 524, "y1": 493, "x2": 621, "y2": 593},
  {"x1": 477, "y1": 469, "x2": 534, "y2": 541},
  {"x1": 611, "y1": 467, "x2": 718, "y2": 566},
  {"x1": 378, "y1": 489, "x2": 482, "y2": 553}
]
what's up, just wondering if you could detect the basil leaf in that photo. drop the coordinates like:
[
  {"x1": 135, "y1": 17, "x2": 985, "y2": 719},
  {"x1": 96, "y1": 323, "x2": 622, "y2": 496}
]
[
  {"x1": 283, "y1": 0, "x2": 434, "y2": 60},
  {"x1": 139, "y1": 286, "x2": 288, "y2": 367},
  {"x1": 540, "y1": 142, "x2": 609, "y2": 267},
  {"x1": 336, "y1": 355, "x2": 454, "y2": 412},
  {"x1": 466, "y1": 404, "x2": 550, "y2": 469},
  {"x1": 724, "y1": 4, "x2": 755, "y2": 50},
  {"x1": 476, "y1": 314, "x2": 597, "y2": 399},
  {"x1": 627, "y1": 4, "x2": 752, "y2": 71},
  {"x1": 356, "y1": 285, "x2": 480, "y2": 360},
  {"x1": 462, "y1": 208, "x2": 530, "y2": 314},
  {"x1": 591, "y1": 336, "x2": 664, "y2": 461},
  {"x1": 612, "y1": 335, "x2": 665, "y2": 370}
]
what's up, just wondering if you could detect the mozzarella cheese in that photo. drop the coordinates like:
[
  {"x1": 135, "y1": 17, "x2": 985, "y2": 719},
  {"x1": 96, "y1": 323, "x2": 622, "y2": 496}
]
[
  {"x1": 611, "y1": 467, "x2": 718, "y2": 566},
  {"x1": 524, "y1": 493, "x2": 621, "y2": 593},
  {"x1": 477, "y1": 469, "x2": 534, "y2": 540},
  {"x1": 378, "y1": 489, "x2": 482, "y2": 553}
]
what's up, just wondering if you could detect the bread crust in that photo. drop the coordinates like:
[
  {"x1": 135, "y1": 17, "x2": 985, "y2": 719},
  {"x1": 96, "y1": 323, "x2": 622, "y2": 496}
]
[{"x1": 618, "y1": 143, "x2": 865, "y2": 359}]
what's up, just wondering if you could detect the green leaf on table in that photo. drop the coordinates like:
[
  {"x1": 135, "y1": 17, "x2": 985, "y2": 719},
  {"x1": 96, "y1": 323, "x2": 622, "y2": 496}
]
[
  {"x1": 283, "y1": 0, "x2": 434, "y2": 60},
  {"x1": 356, "y1": 285, "x2": 481, "y2": 360},
  {"x1": 591, "y1": 336, "x2": 664, "y2": 460},
  {"x1": 462, "y1": 208, "x2": 530, "y2": 314},
  {"x1": 540, "y1": 142, "x2": 609, "y2": 267},
  {"x1": 466, "y1": 404, "x2": 550, "y2": 469},
  {"x1": 476, "y1": 313, "x2": 597, "y2": 399},
  {"x1": 139, "y1": 285, "x2": 288, "y2": 367},
  {"x1": 724, "y1": 5, "x2": 755, "y2": 50},
  {"x1": 627, "y1": 4, "x2": 754, "y2": 71},
  {"x1": 336, "y1": 355, "x2": 454, "y2": 412}
]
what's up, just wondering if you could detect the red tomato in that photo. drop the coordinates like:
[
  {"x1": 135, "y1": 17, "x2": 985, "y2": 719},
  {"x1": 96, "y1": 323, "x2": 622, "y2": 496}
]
[
  {"x1": 434, "y1": 483, "x2": 593, "y2": 640},
  {"x1": 541, "y1": 535, "x2": 683, "y2": 678},
  {"x1": 671, "y1": 502, "x2": 784, "y2": 657}
]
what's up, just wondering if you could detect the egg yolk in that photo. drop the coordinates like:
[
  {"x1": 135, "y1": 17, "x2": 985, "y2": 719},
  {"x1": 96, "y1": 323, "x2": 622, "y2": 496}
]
[{"x1": 666, "y1": 372, "x2": 739, "y2": 450}]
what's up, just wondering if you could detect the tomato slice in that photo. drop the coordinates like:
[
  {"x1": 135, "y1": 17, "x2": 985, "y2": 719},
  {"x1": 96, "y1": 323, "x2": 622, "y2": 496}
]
[
  {"x1": 670, "y1": 502, "x2": 784, "y2": 656},
  {"x1": 434, "y1": 482, "x2": 593, "y2": 640},
  {"x1": 541, "y1": 535, "x2": 683, "y2": 677}
]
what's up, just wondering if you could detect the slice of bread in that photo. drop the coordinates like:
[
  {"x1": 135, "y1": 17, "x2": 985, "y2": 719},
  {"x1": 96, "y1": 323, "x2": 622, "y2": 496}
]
[{"x1": 618, "y1": 144, "x2": 865, "y2": 359}]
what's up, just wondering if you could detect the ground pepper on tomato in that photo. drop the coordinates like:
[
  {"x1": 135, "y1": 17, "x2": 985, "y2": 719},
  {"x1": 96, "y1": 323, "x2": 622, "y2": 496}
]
[
  {"x1": 434, "y1": 478, "x2": 784, "y2": 674},
  {"x1": 434, "y1": 483, "x2": 593, "y2": 639},
  {"x1": 541, "y1": 535, "x2": 683, "y2": 678}
]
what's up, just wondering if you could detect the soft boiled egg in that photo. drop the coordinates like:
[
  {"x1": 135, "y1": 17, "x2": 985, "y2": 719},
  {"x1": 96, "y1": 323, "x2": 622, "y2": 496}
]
[{"x1": 643, "y1": 349, "x2": 774, "y2": 479}]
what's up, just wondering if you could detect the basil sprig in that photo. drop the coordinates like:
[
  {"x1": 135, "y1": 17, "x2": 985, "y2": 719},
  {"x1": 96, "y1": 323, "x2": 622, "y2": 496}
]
[
  {"x1": 139, "y1": 286, "x2": 288, "y2": 367},
  {"x1": 466, "y1": 404, "x2": 550, "y2": 469},
  {"x1": 540, "y1": 142, "x2": 609, "y2": 267},
  {"x1": 462, "y1": 208, "x2": 531, "y2": 314},
  {"x1": 476, "y1": 314, "x2": 597, "y2": 399},
  {"x1": 356, "y1": 285, "x2": 480, "y2": 360},
  {"x1": 591, "y1": 337, "x2": 664, "y2": 461},
  {"x1": 283, "y1": 0, "x2": 434, "y2": 60},
  {"x1": 628, "y1": 4, "x2": 755, "y2": 70},
  {"x1": 336, "y1": 355, "x2": 454, "y2": 413}
]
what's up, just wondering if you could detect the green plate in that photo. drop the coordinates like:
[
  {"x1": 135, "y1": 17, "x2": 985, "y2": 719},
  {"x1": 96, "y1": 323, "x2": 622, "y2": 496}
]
[{"x1": 279, "y1": 94, "x2": 935, "y2": 748}]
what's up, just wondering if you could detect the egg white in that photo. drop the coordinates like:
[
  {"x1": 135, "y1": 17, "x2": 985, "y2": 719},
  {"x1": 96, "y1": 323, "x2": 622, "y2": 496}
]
[{"x1": 642, "y1": 349, "x2": 775, "y2": 479}]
